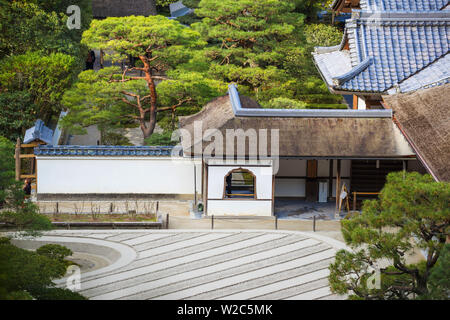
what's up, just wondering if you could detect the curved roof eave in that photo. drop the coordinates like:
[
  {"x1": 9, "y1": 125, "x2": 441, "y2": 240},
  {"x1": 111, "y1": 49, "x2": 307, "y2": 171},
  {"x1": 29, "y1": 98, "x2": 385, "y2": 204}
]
[{"x1": 332, "y1": 56, "x2": 373, "y2": 86}]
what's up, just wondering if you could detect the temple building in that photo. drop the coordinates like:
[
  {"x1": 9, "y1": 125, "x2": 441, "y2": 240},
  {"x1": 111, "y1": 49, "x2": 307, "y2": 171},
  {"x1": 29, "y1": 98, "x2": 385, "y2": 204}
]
[
  {"x1": 30, "y1": 0, "x2": 449, "y2": 217},
  {"x1": 314, "y1": 0, "x2": 449, "y2": 109},
  {"x1": 34, "y1": 85, "x2": 420, "y2": 216}
]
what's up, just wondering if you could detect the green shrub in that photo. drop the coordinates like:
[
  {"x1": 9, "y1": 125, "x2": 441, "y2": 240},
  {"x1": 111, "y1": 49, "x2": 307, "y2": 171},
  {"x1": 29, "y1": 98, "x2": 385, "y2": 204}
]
[
  {"x1": 264, "y1": 97, "x2": 307, "y2": 109},
  {"x1": 0, "y1": 237, "x2": 11, "y2": 245},
  {"x1": 29, "y1": 287, "x2": 87, "y2": 300},
  {"x1": 145, "y1": 131, "x2": 178, "y2": 146},
  {"x1": 36, "y1": 244, "x2": 73, "y2": 263}
]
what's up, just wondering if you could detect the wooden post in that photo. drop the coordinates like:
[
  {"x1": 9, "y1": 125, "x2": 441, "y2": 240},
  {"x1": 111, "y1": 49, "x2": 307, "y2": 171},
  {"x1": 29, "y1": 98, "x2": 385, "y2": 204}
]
[
  {"x1": 15, "y1": 138, "x2": 21, "y2": 181},
  {"x1": 313, "y1": 215, "x2": 316, "y2": 232},
  {"x1": 353, "y1": 192, "x2": 357, "y2": 211},
  {"x1": 328, "y1": 159, "x2": 333, "y2": 201},
  {"x1": 353, "y1": 95, "x2": 358, "y2": 110},
  {"x1": 204, "y1": 162, "x2": 208, "y2": 215},
  {"x1": 100, "y1": 49, "x2": 104, "y2": 69},
  {"x1": 194, "y1": 164, "x2": 197, "y2": 208},
  {"x1": 166, "y1": 213, "x2": 169, "y2": 229},
  {"x1": 402, "y1": 160, "x2": 406, "y2": 179},
  {"x1": 211, "y1": 215, "x2": 214, "y2": 230},
  {"x1": 335, "y1": 160, "x2": 341, "y2": 212},
  {"x1": 271, "y1": 173, "x2": 275, "y2": 216}
]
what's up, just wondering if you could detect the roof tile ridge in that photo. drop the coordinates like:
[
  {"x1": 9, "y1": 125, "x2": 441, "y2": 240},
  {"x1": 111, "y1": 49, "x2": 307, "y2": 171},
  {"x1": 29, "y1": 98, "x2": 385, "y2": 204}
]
[
  {"x1": 357, "y1": 10, "x2": 450, "y2": 21},
  {"x1": 386, "y1": 52, "x2": 450, "y2": 93},
  {"x1": 359, "y1": 0, "x2": 369, "y2": 10},
  {"x1": 332, "y1": 56, "x2": 373, "y2": 86},
  {"x1": 314, "y1": 44, "x2": 342, "y2": 54}
]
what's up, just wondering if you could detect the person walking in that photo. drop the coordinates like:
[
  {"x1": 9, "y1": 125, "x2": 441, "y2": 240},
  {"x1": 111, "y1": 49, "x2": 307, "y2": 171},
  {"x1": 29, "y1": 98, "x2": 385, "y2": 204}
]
[
  {"x1": 23, "y1": 178, "x2": 32, "y2": 197},
  {"x1": 85, "y1": 50, "x2": 96, "y2": 70}
]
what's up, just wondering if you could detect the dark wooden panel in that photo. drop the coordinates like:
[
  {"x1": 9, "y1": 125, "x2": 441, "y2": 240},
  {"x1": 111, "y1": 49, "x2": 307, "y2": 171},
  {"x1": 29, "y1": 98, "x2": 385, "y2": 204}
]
[
  {"x1": 351, "y1": 160, "x2": 404, "y2": 194},
  {"x1": 306, "y1": 181, "x2": 318, "y2": 202},
  {"x1": 307, "y1": 160, "x2": 318, "y2": 178}
]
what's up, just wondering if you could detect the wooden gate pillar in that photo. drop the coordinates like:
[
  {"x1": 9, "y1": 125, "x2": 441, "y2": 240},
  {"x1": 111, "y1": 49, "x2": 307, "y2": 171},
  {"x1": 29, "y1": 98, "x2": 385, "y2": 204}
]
[{"x1": 15, "y1": 138, "x2": 21, "y2": 181}]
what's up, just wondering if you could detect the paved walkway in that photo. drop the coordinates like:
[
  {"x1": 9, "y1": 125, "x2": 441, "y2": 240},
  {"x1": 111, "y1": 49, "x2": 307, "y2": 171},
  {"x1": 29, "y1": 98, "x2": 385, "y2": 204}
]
[{"x1": 41, "y1": 230, "x2": 348, "y2": 300}]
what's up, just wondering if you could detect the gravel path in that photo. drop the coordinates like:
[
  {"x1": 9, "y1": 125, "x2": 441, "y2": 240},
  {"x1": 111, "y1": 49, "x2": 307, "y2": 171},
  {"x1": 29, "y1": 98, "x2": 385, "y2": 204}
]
[{"x1": 40, "y1": 230, "x2": 348, "y2": 300}]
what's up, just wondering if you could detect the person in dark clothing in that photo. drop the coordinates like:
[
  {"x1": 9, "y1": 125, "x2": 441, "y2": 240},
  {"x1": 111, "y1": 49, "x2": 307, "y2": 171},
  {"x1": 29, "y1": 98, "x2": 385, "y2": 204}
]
[
  {"x1": 226, "y1": 174, "x2": 233, "y2": 198},
  {"x1": 85, "y1": 50, "x2": 96, "y2": 70},
  {"x1": 23, "y1": 179, "x2": 32, "y2": 196}
]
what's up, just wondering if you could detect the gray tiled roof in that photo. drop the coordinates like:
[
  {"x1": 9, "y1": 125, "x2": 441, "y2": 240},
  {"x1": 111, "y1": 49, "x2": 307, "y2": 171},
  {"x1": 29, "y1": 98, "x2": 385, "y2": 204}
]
[
  {"x1": 34, "y1": 145, "x2": 177, "y2": 157},
  {"x1": 313, "y1": 10, "x2": 450, "y2": 93},
  {"x1": 312, "y1": 49, "x2": 353, "y2": 85},
  {"x1": 360, "y1": 0, "x2": 449, "y2": 11},
  {"x1": 24, "y1": 120, "x2": 53, "y2": 145},
  {"x1": 388, "y1": 54, "x2": 450, "y2": 93}
]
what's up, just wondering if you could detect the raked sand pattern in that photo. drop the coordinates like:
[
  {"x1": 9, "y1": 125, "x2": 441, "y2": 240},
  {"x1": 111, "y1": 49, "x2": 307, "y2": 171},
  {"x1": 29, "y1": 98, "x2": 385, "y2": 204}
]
[{"x1": 47, "y1": 230, "x2": 347, "y2": 300}]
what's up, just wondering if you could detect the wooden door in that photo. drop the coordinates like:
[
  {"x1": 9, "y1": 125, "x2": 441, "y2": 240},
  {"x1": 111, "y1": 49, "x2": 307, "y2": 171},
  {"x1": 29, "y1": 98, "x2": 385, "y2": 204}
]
[{"x1": 306, "y1": 160, "x2": 318, "y2": 202}]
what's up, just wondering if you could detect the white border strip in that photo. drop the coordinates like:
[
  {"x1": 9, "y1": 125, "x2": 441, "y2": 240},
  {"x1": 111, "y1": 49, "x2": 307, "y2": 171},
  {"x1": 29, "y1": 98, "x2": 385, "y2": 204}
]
[
  {"x1": 228, "y1": 84, "x2": 392, "y2": 118},
  {"x1": 11, "y1": 234, "x2": 137, "y2": 284}
]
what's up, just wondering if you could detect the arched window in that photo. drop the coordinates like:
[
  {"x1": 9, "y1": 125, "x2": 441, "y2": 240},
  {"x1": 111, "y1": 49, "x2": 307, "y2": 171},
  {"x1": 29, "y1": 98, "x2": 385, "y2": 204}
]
[{"x1": 223, "y1": 168, "x2": 256, "y2": 199}]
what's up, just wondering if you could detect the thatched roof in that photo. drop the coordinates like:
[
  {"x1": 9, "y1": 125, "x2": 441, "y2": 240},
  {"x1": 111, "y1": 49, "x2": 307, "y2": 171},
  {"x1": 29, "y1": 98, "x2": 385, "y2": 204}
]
[
  {"x1": 92, "y1": 0, "x2": 156, "y2": 18},
  {"x1": 384, "y1": 83, "x2": 450, "y2": 182},
  {"x1": 179, "y1": 94, "x2": 415, "y2": 159}
]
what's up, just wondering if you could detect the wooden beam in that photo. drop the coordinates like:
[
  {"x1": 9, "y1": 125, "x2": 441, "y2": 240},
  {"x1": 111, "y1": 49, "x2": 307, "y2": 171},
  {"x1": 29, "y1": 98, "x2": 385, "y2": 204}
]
[
  {"x1": 272, "y1": 173, "x2": 275, "y2": 216},
  {"x1": 336, "y1": 159, "x2": 341, "y2": 212},
  {"x1": 14, "y1": 154, "x2": 36, "y2": 159},
  {"x1": 205, "y1": 162, "x2": 209, "y2": 215},
  {"x1": 194, "y1": 164, "x2": 197, "y2": 207},
  {"x1": 15, "y1": 138, "x2": 21, "y2": 181},
  {"x1": 20, "y1": 142, "x2": 44, "y2": 148},
  {"x1": 329, "y1": 159, "x2": 333, "y2": 200},
  {"x1": 20, "y1": 174, "x2": 36, "y2": 179}
]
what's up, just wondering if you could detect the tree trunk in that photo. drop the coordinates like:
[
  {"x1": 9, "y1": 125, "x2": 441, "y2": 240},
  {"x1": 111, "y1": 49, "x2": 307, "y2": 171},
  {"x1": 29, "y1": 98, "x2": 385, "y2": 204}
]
[{"x1": 139, "y1": 55, "x2": 158, "y2": 139}]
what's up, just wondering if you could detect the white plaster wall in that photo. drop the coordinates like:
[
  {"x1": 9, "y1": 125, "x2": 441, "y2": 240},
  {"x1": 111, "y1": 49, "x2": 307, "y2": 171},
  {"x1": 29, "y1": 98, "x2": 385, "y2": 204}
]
[
  {"x1": 207, "y1": 165, "x2": 273, "y2": 200},
  {"x1": 37, "y1": 157, "x2": 201, "y2": 195},
  {"x1": 207, "y1": 200, "x2": 272, "y2": 216},
  {"x1": 275, "y1": 159, "x2": 306, "y2": 198},
  {"x1": 274, "y1": 179, "x2": 306, "y2": 197},
  {"x1": 275, "y1": 159, "x2": 351, "y2": 198},
  {"x1": 333, "y1": 160, "x2": 351, "y2": 177},
  {"x1": 317, "y1": 160, "x2": 330, "y2": 176},
  {"x1": 358, "y1": 97, "x2": 366, "y2": 110}
]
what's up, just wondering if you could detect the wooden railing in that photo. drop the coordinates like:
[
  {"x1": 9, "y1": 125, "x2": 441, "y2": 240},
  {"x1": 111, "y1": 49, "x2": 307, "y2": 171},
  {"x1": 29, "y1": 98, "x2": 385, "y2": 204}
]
[
  {"x1": 225, "y1": 194, "x2": 255, "y2": 197},
  {"x1": 352, "y1": 192, "x2": 380, "y2": 210}
]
